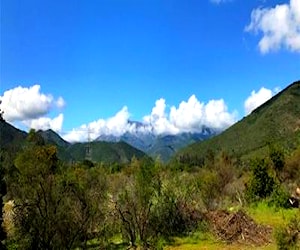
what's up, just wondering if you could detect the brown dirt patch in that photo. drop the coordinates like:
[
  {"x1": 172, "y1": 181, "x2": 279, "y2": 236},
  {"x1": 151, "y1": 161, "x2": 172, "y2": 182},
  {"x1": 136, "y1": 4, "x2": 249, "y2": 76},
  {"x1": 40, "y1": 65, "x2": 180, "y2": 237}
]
[{"x1": 205, "y1": 210, "x2": 272, "y2": 246}]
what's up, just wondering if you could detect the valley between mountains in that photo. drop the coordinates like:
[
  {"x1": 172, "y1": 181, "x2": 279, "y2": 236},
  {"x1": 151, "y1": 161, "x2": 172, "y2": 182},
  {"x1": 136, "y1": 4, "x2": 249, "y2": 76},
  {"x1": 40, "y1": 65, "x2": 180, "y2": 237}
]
[{"x1": 1, "y1": 81, "x2": 299, "y2": 250}]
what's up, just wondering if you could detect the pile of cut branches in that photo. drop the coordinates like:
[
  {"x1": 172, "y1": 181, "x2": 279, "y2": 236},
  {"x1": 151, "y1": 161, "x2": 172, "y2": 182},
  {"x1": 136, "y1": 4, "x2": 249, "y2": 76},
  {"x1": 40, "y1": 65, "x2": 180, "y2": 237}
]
[{"x1": 205, "y1": 210, "x2": 272, "y2": 246}]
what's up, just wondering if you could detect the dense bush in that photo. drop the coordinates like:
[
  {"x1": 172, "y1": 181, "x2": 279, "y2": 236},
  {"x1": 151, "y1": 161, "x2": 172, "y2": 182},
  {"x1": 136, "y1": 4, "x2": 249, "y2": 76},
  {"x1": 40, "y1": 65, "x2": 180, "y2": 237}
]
[
  {"x1": 151, "y1": 189, "x2": 203, "y2": 238},
  {"x1": 245, "y1": 159, "x2": 275, "y2": 203}
]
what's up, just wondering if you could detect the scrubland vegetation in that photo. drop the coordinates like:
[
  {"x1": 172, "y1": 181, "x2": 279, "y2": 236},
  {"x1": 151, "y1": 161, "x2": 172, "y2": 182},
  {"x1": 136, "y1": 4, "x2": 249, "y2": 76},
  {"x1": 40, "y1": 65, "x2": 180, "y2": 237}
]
[{"x1": 0, "y1": 129, "x2": 299, "y2": 250}]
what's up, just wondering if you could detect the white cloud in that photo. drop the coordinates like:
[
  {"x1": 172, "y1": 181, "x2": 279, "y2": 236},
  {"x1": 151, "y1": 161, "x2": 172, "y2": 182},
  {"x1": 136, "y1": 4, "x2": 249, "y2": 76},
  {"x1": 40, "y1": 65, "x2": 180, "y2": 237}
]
[
  {"x1": 64, "y1": 95, "x2": 237, "y2": 142},
  {"x1": 169, "y1": 95, "x2": 235, "y2": 131},
  {"x1": 1, "y1": 85, "x2": 52, "y2": 121},
  {"x1": 143, "y1": 99, "x2": 178, "y2": 135},
  {"x1": 204, "y1": 99, "x2": 236, "y2": 129},
  {"x1": 88, "y1": 107, "x2": 136, "y2": 138},
  {"x1": 24, "y1": 114, "x2": 64, "y2": 132},
  {"x1": 246, "y1": 0, "x2": 300, "y2": 53},
  {"x1": 244, "y1": 87, "x2": 279, "y2": 115},
  {"x1": 63, "y1": 107, "x2": 139, "y2": 142},
  {"x1": 1, "y1": 85, "x2": 65, "y2": 121},
  {"x1": 1, "y1": 85, "x2": 66, "y2": 131}
]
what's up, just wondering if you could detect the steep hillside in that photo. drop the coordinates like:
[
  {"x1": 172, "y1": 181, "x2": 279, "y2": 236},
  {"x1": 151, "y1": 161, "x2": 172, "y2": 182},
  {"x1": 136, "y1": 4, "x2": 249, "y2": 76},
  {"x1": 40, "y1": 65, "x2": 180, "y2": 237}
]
[
  {"x1": 0, "y1": 120, "x2": 27, "y2": 150},
  {"x1": 177, "y1": 81, "x2": 300, "y2": 161}
]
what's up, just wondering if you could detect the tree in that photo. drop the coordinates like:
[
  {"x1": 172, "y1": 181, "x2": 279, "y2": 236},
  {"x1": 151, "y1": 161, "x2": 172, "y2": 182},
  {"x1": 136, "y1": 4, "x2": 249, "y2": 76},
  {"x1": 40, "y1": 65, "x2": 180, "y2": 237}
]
[
  {"x1": 11, "y1": 145, "x2": 60, "y2": 249},
  {"x1": 58, "y1": 166, "x2": 108, "y2": 249},
  {"x1": 246, "y1": 159, "x2": 275, "y2": 202},
  {"x1": 115, "y1": 158, "x2": 161, "y2": 248}
]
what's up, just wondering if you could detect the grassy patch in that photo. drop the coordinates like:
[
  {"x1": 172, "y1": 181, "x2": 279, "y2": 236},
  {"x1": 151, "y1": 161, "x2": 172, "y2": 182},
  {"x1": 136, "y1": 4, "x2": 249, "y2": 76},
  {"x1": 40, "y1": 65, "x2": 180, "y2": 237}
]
[
  {"x1": 246, "y1": 201, "x2": 298, "y2": 227},
  {"x1": 164, "y1": 231, "x2": 219, "y2": 250},
  {"x1": 164, "y1": 230, "x2": 276, "y2": 250}
]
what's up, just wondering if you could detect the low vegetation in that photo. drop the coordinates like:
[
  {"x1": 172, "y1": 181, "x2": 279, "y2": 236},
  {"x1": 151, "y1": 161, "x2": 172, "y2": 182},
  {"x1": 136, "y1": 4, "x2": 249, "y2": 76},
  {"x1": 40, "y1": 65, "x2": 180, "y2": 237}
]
[{"x1": 0, "y1": 128, "x2": 299, "y2": 250}]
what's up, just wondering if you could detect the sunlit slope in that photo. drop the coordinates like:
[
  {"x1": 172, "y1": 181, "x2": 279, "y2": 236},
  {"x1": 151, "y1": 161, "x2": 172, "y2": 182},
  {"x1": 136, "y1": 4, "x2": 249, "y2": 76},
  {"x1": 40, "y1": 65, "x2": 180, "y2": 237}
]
[{"x1": 177, "y1": 81, "x2": 300, "y2": 160}]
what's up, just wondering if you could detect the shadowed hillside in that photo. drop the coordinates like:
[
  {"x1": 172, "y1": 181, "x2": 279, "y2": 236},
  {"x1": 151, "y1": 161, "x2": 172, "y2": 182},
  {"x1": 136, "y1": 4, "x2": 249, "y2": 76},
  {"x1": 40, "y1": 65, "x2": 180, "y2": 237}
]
[
  {"x1": 0, "y1": 120, "x2": 27, "y2": 151},
  {"x1": 0, "y1": 120, "x2": 147, "y2": 164}
]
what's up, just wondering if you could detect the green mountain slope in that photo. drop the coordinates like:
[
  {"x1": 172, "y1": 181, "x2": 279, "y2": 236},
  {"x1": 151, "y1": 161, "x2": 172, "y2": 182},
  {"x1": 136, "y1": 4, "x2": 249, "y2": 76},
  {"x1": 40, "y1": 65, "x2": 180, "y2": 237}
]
[
  {"x1": 177, "y1": 81, "x2": 300, "y2": 161},
  {"x1": 66, "y1": 141, "x2": 146, "y2": 163},
  {"x1": 37, "y1": 129, "x2": 70, "y2": 148}
]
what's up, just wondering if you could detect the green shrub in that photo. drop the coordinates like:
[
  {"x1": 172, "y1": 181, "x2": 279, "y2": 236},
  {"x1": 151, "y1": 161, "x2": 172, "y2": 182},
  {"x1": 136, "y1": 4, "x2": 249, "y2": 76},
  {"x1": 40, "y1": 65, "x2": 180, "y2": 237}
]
[
  {"x1": 268, "y1": 184, "x2": 290, "y2": 208},
  {"x1": 275, "y1": 214, "x2": 300, "y2": 250}
]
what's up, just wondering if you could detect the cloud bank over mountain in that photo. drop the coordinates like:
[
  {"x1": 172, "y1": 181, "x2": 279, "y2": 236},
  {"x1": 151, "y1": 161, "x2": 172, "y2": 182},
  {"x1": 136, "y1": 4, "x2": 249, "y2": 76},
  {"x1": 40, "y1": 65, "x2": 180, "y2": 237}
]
[
  {"x1": 63, "y1": 95, "x2": 237, "y2": 142},
  {"x1": 1, "y1": 84, "x2": 280, "y2": 142},
  {"x1": 246, "y1": 0, "x2": 300, "y2": 53}
]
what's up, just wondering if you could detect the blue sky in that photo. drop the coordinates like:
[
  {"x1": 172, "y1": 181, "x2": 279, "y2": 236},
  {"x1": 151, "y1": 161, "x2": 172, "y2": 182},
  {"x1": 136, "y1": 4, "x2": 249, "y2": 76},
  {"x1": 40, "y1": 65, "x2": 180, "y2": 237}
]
[{"x1": 1, "y1": 0, "x2": 300, "y2": 141}]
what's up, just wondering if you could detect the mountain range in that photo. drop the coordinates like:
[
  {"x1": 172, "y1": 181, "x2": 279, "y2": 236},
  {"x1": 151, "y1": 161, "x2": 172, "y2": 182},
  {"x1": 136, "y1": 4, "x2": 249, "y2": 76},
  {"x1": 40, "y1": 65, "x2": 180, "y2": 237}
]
[
  {"x1": 0, "y1": 120, "x2": 216, "y2": 163},
  {"x1": 2, "y1": 80, "x2": 299, "y2": 165},
  {"x1": 96, "y1": 125, "x2": 216, "y2": 162}
]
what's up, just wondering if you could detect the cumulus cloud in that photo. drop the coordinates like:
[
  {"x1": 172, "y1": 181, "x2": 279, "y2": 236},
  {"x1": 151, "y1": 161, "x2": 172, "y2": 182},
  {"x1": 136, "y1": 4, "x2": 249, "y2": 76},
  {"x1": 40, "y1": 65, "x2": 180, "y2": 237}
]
[
  {"x1": 246, "y1": 0, "x2": 300, "y2": 53},
  {"x1": 1, "y1": 85, "x2": 66, "y2": 131},
  {"x1": 169, "y1": 96, "x2": 235, "y2": 132},
  {"x1": 244, "y1": 87, "x2": 279, "y2": 115},
  {"x1": 64, "y1": 95, "x2": 237, "y2": 142},
  {"x1": 143, "y1": 99, "x2": 178, "y2": 135},
  {"x1": 1, "y1": 85, "x2": 65, "y2": 121},
  {"x1": 144, "y1": 96, "x2": 236, "y2": 134}
]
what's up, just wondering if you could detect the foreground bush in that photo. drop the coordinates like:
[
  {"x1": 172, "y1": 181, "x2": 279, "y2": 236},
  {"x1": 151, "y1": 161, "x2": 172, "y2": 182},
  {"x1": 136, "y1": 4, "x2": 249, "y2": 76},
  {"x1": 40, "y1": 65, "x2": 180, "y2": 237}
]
[
  {"x1": 7, "y1": 136, "x2": 109, "y2": 250},
  {"x1": 275, "y1": 213, "x2": 300, "y2": 250}
]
